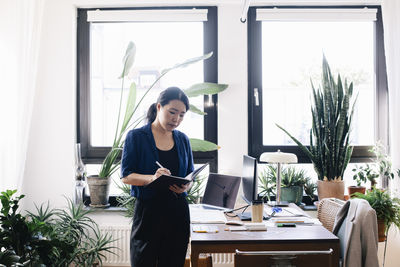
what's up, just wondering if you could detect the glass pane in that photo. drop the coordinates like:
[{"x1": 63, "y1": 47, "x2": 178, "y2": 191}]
[
  {"x1": 261, "y1": 21, "x2": 374, "y2": 146},
  {"x1": 90, "y1": 22, "x2": 204, "y2": 147}
]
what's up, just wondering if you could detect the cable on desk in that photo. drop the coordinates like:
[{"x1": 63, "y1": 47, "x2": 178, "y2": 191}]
[{"x1": 224, "y1": 204, "x2": 250, "y2": 218}]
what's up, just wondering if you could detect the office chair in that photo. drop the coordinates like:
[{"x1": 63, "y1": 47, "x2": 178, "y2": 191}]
[
  {"x1": 202, "y1": 173, "x2": 241, "y2": 209},
  {"x1": 234, "y1": 248, "x2": 334, "y2": 267},
  {"x1": 317, "y1": 198, "x2": 345, "y2": 232}
]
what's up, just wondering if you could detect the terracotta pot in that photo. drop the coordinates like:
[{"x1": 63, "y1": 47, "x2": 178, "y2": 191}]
[
  {"x1": 347, "y1": 186, "x2": 366, "y2": 197},
  {"x1": 87, "y1": 175, "x2": 111, "y2": 208},
  {"x1": 317, "y1": 180, "x2": 345, "y2": 200},
  {"x1": 377, "y1": 219, "x2": 387, "y2": 242}
]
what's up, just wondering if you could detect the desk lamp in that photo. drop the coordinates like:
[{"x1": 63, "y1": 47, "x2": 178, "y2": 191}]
[{"x1": 260, "y1": 150, "x2": 298, "y2": 206}]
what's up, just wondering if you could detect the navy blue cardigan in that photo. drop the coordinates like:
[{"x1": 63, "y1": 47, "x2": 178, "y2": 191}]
[{"x1": 121, "y1": 123, "x2": 194, "y2": 200}]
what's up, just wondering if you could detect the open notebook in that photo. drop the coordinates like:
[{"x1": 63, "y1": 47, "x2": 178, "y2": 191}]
[{"x1": 189, "y1": 205, "x2": 227, "y2": 224}]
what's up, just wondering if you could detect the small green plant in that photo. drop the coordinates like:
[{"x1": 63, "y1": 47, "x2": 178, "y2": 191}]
[
  {"x1": 186, "y1": 173, "x2": 207, "y2": 204},
  {"x1": 116, "y1": 182, "x2": 136, "y2": 219},
  {"x1": 258, "y1": 165, "x2": 309, "y2": 201},
  {"x1": 352, "y1": 164, "x2": 379, "y2": 188},
  {"x1": 371, "y1": 141, "x2": 396, "y2": 183},
  {"x1": 304, "y1": 177, "x2": 318, "y2": 201}
]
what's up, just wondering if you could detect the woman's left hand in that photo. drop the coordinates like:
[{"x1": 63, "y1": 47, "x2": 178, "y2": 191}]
[{"x1": 169, "y1": 181, "x2": 192, "y2": 194}]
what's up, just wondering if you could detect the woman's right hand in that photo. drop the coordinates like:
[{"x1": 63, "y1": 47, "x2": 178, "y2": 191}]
[{"x1": 150, "y1": 167, "x2": 171, "y2": 184}]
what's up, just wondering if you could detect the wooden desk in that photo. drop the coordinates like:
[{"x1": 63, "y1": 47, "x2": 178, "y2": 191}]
[{"x1": 190, "y1": 224, "x2": 340, "y2": 267}]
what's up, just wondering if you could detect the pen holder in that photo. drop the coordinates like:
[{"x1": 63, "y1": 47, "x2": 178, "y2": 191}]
[{"x1": 251, "y1": 200, "x2": 263, "y2": 223}]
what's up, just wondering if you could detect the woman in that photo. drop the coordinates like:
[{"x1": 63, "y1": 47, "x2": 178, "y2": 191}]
[{"x1": 121, "y1": 87, "x2": 194, "y2": 267}]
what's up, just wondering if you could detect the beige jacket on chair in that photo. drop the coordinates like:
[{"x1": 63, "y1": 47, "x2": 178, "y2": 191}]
[{"x1": 332, "y1": 198, "x2": 379, "y2": 267}]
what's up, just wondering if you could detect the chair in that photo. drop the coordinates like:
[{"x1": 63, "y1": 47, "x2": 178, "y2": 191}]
[
  {"x1": 234, "y1": 249, "x2": 334, "y2": 267},
  {"x1": 202, "y1": 173, "x2": 241, "y2": 209},
  {"x1": 332, "y1": 198, "x2": 379, "y2": 267},
  {"x1": 317, "y1": 198, "x2": 345, "y2": 232}
]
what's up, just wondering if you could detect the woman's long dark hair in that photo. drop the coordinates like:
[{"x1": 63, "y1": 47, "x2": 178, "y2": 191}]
[{"x1": 146, "y1": 87, "x2": 190, "y2": 124}]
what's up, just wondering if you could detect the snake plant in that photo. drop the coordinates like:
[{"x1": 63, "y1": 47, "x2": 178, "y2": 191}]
[{"x1": 277, "y1": 56, "x2": 357, "y2": 181}]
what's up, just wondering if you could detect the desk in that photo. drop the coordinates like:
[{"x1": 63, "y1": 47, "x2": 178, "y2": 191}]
[{"x1": 190, "y1": 224, "x2": 340, "y2": 267}]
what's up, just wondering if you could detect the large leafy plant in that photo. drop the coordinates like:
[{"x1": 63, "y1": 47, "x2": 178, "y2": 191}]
[
  {"x1": 0, "y1": 189, "x2": 115, "y2": 266},
  {"x1": 277, "y1": 56, "x2": 356, "y2": 181},
  {"x1": 99, "y1": 42, "x2": 227, "y2": 178}
]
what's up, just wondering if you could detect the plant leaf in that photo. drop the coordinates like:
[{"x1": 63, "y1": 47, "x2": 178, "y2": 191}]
[
  {"x1": 184, "y1": 82, "x2": 228, "y2": 97},
  {"x1": 190, "y1": 138, "x2": 219, "y2": 152},
  {"x1": 119, "y1": 42, "x2": 136, "y2": 78},
  {"x1": 121, "y1": 82, "x2": 137, "y2": 132},
  {"x1": 161, "y1": 52, "x2": 213, "y2": 74},
  {"x1": 189, "y1": 104, "x2": 207, "y2": 115}
]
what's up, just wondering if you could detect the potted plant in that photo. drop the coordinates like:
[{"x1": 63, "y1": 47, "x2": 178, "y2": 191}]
[
  {"x1": 277, "y1": 56, "x2": 356, "y2": 200},
  {"x1": 354, "y1": 188, "x2": 400, "y2": 242},
  {"x1": 0, "y1": 189, "x2": 115, "y2": 266},
  {"x1": 87, "y1": 42, "x2": 228, "y2": 207},
  {"x1": 259, "y1": 165, "x2": 309, "y2": 205},
  {"x1": 303, "y1": 177, "x2": 318, "y2": 205},
  {"x1": 351, "y1": 163, "x2": 378, "y2": 194},
  {"x1": 371, "y1": 141, "x2": 396, "y2": 189}
]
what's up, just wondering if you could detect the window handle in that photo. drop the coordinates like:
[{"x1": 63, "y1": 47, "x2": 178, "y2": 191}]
[{"x1": 254, "y1": 88, "x2": 260, "y2": 106}]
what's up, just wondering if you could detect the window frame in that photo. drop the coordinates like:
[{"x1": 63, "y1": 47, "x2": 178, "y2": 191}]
[
  {"x1": 77, "y1": 6, "x2": 219, "y2": 173},
  {"x1": 247, "y1": 5, "x2": 388, "y2": 163}
]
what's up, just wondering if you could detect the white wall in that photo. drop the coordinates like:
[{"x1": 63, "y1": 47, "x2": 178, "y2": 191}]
[{"x1": 20, "y1": 0, "x2": 399, "y2": 266}]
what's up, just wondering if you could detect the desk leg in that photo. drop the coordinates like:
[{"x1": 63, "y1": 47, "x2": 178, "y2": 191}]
[{"x1": 190, "y1": 247, "x2": 200, "y2": 267}]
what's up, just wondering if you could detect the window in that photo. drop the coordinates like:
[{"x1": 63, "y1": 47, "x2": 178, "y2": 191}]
[
  {"x1": 77, "y1": 7, "x2": 218, "y2": 197},
  {"x1": 248, "y1": 6, "x2": 388, "y2": 163}
]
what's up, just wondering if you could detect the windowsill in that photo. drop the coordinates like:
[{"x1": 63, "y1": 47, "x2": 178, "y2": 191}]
[{"x1": 84, "y1": 206, "x2": 127, "y2": 212}]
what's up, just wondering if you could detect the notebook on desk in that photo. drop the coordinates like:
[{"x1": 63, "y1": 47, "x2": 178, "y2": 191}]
[{"x1": 189, "y1": 206, "x2": 227, "y2": 224}]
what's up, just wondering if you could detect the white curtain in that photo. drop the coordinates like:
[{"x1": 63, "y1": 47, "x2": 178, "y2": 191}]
[
  {"x1": 0, "y1": 0, "x2": 44, "y2": 192},
  {"x1": 382, "y1": 0, "x2": 400, "y2": 195}
]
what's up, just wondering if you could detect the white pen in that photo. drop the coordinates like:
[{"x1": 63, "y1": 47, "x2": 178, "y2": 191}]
[
  {"x1": 155, "y1": 161, "x2": 164, "y2": 169},
  {"x1": 155, "y1": 161, "x2": 178, "y2": 197}
]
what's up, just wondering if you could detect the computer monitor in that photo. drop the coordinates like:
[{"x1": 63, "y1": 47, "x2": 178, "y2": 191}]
[
  {"x1": 241, "y1": 155, "x2": 258, "y2": 205},
  {"x1": 202, "y1": 173, "x2": 241, "y2": 210}
]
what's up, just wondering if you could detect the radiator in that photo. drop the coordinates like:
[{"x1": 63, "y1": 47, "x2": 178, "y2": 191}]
[{"x1": 99, "y1": 225, "x2": 234, "y2": 267}]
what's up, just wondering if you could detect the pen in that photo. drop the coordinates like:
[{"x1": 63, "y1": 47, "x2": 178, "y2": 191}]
[
  {"x1": 155, "y1": 161, "x2": 163, "y2": 169},
  {"x1": 155, "y1": 161, "x2": 178, "y2": 198}
]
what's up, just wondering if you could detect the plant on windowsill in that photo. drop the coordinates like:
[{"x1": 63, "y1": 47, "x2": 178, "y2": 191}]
[
  {"x1": 303, "y1": 177, "x2": 318, "y2": 205},
  {"x1": 350, "y1": 163, "x2": 378, "y2": 195},
  {"x1": 371, "y1": 141, "x2": 397, "y2": 189},
  {"x1": 87, "y1": 42, "x2": 228, "y2": 207},
  {"x1": 277, "y1": 55, "x2": 357, "y2": 201},
  {"x1": 259, "y1": 165, "x2": 309, "y2": 205}
]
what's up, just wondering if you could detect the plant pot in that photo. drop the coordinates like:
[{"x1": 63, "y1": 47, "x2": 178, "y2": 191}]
[
  {"x1": 317, "y1": 180, "x2": 344, "y2": 200},
  {"x1": 87, "y1": 175, "x2": 111, "y2": 208},
  {"x1": 347, "y1": 186, "x2": 366, "y2": 197},
  {"x1": 281, "y1": 186, "x2": 303, "y2": 205},
  {"x1": 377, "y1": 219, "x2": 387, "y2": 242}
]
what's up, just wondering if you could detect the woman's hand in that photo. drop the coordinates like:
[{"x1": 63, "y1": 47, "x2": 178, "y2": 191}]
[
  {"x1": 150, "y1": 167, "x2": 171, "y2": 184},
  {"x1": 169, "y1": 181, "x2": 192, "y2": 194}
]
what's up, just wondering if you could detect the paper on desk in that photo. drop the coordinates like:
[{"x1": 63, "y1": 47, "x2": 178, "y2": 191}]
[
  {"x1": 189, "y1": 207, "x2": 227, "y2": 224},
  {"x1": 270, "y1": 217, "x2": 321, "y2": 225},
  {"x1": 264, "y1": 206, "x2": 307, "y2": 217}
]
